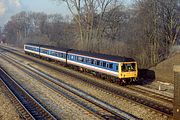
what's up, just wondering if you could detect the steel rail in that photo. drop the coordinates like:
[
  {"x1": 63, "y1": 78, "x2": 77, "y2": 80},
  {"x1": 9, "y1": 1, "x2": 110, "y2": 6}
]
[{"x1": 0, "y1": 67, "x2": 56, "y2": 120}]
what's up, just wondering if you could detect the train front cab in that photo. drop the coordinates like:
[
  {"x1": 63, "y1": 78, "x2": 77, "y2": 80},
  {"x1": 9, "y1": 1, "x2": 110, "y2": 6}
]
[{"x1": 118, "y1": 62, "x2": 138, "y2": 83}]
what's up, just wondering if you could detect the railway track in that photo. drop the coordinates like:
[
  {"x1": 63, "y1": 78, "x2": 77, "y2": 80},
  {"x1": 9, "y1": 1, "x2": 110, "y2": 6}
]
[
  {"x1": 0, "y1": 45, "x2": 173, "y2": 118},
  {"x1": 0, "y1": 52, "x2": 140, "y2": 120},
  {"x1": 126, "y1": 85, "x2": 173, "y2": 103},
  {"x1": 0, "y1": 67, "x2": 56, "y2": 120}
]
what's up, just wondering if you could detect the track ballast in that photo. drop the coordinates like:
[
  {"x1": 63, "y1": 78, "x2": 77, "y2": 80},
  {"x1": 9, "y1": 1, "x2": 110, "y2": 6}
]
[{"x1": 0, "y1": 67, "x2": 56, "y2": 120}]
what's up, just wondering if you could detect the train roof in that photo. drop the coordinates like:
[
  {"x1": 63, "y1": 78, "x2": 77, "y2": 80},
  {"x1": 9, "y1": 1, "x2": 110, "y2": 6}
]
[
  {"x1": 25, "y1": 43, "x2": 70, "y2": 52},
  {"x1": 24, "y1": 43, "x2": 135, "y2": 62},
  {"x1": 69, "y1": 50, "x2": 135, "y2": 62}
]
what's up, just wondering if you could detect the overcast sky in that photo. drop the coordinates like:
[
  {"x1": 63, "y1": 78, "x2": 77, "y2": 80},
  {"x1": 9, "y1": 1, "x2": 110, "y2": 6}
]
[{"x1": 0, "y1": 0, "x2": 133, "y2": 26}]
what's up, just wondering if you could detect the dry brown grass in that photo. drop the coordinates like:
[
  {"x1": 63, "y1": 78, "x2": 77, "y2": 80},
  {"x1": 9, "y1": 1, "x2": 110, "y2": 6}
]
[{"x1": 151, "y1": 53, "x2": 180, "y2": 83}]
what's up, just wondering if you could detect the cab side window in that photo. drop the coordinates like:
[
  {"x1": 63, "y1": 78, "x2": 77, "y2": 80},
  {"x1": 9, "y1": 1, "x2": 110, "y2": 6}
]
[{"x1": 116, "y1": 65, "x2": 118, "y2": 71}]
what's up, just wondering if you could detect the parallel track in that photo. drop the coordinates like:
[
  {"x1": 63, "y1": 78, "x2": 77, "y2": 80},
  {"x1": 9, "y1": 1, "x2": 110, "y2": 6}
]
[
  {"x1": 127, "y1": 85, "x2": 173, "y2": 103},
  {"x1": 0, "y1": 67, "x2": 56, "y2": 120},
  {"x1": 0, "y1": 45, "x2": 173, "y2": 118}
]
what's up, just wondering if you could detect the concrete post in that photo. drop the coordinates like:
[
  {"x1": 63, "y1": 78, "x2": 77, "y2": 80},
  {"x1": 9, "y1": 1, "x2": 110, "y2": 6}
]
[{"x1": 173, "y1": 65, "x2": 180, "y2": 120}]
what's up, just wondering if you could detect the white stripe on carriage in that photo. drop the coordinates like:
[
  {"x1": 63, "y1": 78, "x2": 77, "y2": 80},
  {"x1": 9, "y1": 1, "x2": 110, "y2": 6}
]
[{"x1": 25, "y1": 48, "x2": 119, "y2": 77}]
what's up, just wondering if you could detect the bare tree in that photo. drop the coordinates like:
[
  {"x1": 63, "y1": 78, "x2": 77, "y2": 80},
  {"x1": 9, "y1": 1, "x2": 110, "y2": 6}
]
[
  {"x1": 128, "y1": 0, "x2": 180, "y2": 68},
  {"x1": 56, "y1": 0, "x2": 121, "y2": 52},
  {"x1": 158, "y1": 0, "x2": 180, "y2": 56},
  {"x1": 4, "y1": 11, "x2": 75, "y2": 48}
]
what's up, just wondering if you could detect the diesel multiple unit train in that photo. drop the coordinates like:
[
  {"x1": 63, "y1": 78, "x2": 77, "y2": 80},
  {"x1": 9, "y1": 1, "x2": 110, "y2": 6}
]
[{"x1": 24, "y1": 43, "x2": 138, "y2": 84}]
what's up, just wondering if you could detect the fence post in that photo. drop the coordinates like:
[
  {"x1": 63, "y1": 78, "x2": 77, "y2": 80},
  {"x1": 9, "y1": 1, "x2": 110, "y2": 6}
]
[{"x1": 173, "y1": 65, "x2": 180, "y2": 120}]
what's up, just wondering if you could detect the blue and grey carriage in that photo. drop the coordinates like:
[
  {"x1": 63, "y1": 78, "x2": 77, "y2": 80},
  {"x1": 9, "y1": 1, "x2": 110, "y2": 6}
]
[{"x1": 24, "y1": 43, "x2": 138, "y2": 83}]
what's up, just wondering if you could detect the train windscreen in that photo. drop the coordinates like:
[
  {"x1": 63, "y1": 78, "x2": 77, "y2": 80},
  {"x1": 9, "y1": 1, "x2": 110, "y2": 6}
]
[{"x1": 121, "y1": 63, "x2": 136, "y2": 72}]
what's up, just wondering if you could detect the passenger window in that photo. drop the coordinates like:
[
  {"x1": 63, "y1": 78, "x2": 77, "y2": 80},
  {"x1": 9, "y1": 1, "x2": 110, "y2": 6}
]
[
  {"x1": 97, "y1": 60, "x2": 100, "y2": 66},
  {"x1": 77, "y1": 56, "x2": 84, "y2": 62},
  {"x1": 85, "y1": 58, "x2": 88, "y2": 63},
  {"x1": 67, "y1": 55, "x2": 70, "y2": 59},
  {"x1": 81, "y1": 57, "x2": 84, "y2": 62},
  {"x1": 87, "y1": 58, "x2": 91, "y2": 64},
  {"x1": 54, "y1": 52, "x2": 57, "y2": 56},
  {"x1": 63, "y1": 54, "x2": 66, "y2": 58},
  {"x1": 58, "y1": 53, "x2": 61, "y2": 57},
  {"x1": 74, "y1": 56, "x2": 77, "y2": 61},
  {"x1": 52, "y1": 51, "x2": 55, "y2": 55},
  {"x1": 109, "y1": 63, "x2": 113, "y2": 69},
  {"x1": 70, "y1": 55, "x2": 74, "y2": 60},
  {"x1": 91, "y1": 59, "x2": 94, "y2": 64},
  {"x1": 60, "y1": 53, "x2": 63, "y2": 58},
  {"x1": 100, "y1": 62, "x2": 103, "y2": 66},
  {"x1": 106, "y1": 63, "x2": 109, "y2": 68},
  {"x1": 103, "y1": 62, "x2": 106, "y2": 67},
  {"x1": 94, "y1": 60, "x2": 97, "y2": 65},
  {"x1": 57, "y1": 53, "x2": 60, "y2": 56}
]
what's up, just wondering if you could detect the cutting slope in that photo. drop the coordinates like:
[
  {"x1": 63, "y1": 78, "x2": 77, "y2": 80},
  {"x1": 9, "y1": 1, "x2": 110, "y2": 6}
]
[{"x1": 151, "y1": 53, "x2": 180, "y2": 83}]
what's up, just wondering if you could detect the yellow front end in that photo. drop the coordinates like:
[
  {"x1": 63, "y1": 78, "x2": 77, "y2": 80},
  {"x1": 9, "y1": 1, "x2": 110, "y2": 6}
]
[{"x1": 118, "y1": 62, "x2": 138, "y2": 79}]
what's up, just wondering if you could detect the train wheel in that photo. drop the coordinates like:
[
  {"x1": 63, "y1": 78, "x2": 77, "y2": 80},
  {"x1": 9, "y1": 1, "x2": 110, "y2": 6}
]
[
  {"x1": 79, "y1": 67, "x2": 84, "y2": 72},
  {"x1": 110, "y1": 77, "x2": 116, "y2": 83},
  {"x1": 133, "y1": 78, "x2": 137, "y2": 82},
  {"x1": 96, "y1": 73, "x2": 101, "y2": 78},
  {"x1": 117, "y1": 79, "x2": 123, "y2": 85},
  {"x1": 119, "y1": 79, "x2": 126, "y2": 86}
]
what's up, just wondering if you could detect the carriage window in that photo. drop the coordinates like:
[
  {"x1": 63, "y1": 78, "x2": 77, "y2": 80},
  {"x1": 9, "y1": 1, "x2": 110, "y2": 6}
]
[
  {"x1": 63, "y1": 54, "x2": 66, "y2": 58},
  {"x1": 41, "y1": 49, "x2": 48, "y2": 54},
  {"x1": 60, "y1": 53, "x2": 63, "y2": 58},
  {"x1": 55, "y1": 52, "x2": 59, "y2": 56},
  {"x1": 103, "y1": 62, "x2": 106, "y2": 67},
  {"x1": 58, "y1": 53, "x2": 62, "y2": 57},
  {"x1": 77, "y1": 56, "x2": 84, "y2": 62},
  {"x1": 85, "y1": 58, "x2": 89, "y2": 63},
  {"x1": 67, "y1": 55, "x2": 70, "y2": 59},
  {"x1": 35, "y1": 48, "x2": 38, "y2": 51},
  {"x1": 94, "y1": 60, "x2": 97, "y2": 65},
  {"x1": 91, "y1": 59, "x2": 94, "y2": 64},
  {"x1": 109, "y1": 63, "x2": 113, "y2": 69},
  {"x1": 106, "y1": 63, "x2": 109, "y2": 68},
  {"x1": 50, "y1": 51, "x2": 56, "y2": 56},
  {"x1": 74, "y1": 56, "x2": 76, "y2": 60},
  {"x1": 82, "y1": 57, "x2": 84, "y2": 62},
  {"x1": 87, "y1": 58, "x2": 92, "y2": 64},
  {"x1": 70, "y1": 55, "x2": 74, "y2": 60},
  {"x1": 100, "y1": 62, "x2": 103, "y2": 66},
  {"x1": 96, "y1": 60, "x2": 100, "y2": 66}
]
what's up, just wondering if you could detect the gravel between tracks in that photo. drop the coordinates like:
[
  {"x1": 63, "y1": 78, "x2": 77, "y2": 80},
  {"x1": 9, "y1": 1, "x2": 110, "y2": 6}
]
[
  {"x1": 0, "y1": 57, "x2": 100, "y2": 120},
  {"x1": 0, "y1": 84, "x2": 21, "y2": 120},
  {"x1": 3, "y1": 51, "x2": 173, "y2": 120}
]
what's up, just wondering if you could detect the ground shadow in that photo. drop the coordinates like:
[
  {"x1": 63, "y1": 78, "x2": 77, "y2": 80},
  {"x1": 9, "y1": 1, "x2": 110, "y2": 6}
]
[{"x1": 134, "y1": 69, "x2": 156, "y2": 85}]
